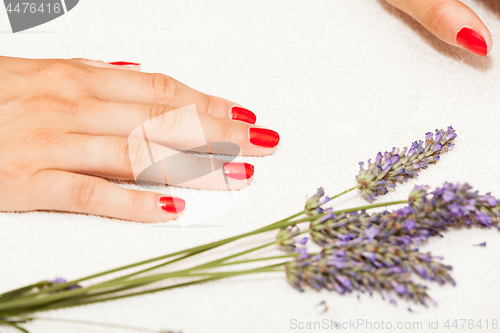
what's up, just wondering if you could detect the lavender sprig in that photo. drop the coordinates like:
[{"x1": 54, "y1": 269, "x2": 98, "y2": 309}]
[
  {"x1": 309, "y1": 183, "x2": 500, "y2": 247},
  {"x1": 322, "y1": 240, "x2": 454, "y2": 286},
  {"x1": 285, "y1": 242, "x2": 441, "y2": 305},
  {"x1": 411, "y1": 183, "x2": 500, "y2": 230},
  {"x1": 356, "y1": 127, "x2": 456, "y2": 202}
]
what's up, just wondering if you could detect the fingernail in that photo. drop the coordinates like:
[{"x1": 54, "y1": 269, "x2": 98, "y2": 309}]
[
  {"x1": 159, "y1": 197, "x2": 185, "y2": 213},
  {"x1": 223, "y1": 162, "x2": 254, "y2": 180},
  {"x1": 456, "y1": 28, "x2": 487, "y2": 57},
  {"x1": 249, "y1": 128, "x2": 280, "y2": 148},
  {"x1": 108, "y1": 61, "x2": 141, "y2": 66},
  {"x1": 231, "y1": 106, "x2": 257, "y2": 124}
]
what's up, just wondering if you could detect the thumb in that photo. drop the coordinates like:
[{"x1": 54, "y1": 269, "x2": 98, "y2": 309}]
[{"x1": 386, "y1": 0, "x2": 491, "y2": 56}]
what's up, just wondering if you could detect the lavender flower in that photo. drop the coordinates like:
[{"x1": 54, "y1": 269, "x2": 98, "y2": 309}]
[
  {"x1": 48, "y1": 277, "x2": 81, "y2": 291},
  {"x1": 309, "y1": 183, "x2": 500, "y2": 247},
  {"x1": 285, "y1": 243, "x2": 438, "y2": 305},
  {"x1": 51, "y1": 277, "x2": 67, "y2": 284},
  {"x1": 322, "y1": 240, "x2": 454, "y2": 286},
  {"x1": 356, "y1": 127, "x2": 456, "y2": 202},
  {"x1": 309, "y1": 208, "x2": 430, "y2": 247}
]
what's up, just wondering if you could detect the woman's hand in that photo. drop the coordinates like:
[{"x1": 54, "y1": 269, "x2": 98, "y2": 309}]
[
  {"x1": 0, "y1": 56, "x2": 279, "y2": 223},
  {"x1": 385, "y1": 0, "x2": 491, "y2": 56}
]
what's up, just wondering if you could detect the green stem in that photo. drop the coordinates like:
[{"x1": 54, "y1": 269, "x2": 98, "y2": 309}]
[
  {"x1": 19, "y1": 263, "x2": 284, "y2": 314},
  {"x1": 215, "y1": 254, "x2": 298, "y2": 267},
  {"x1": 324, "y1": 185, "x2": 361, "y2": 203},
  {"x1": 0, "y1": 318, "x2": 29, "y2": 332},
  {"x1": 0, "y1": 242, "x2": 280, "y2": 315},
  {"x1": 9, "y1": 211, "x2": 305, "y2": 301},
  {"x1": 339, "y1": 200, "x2": 408, "y2": 214}
]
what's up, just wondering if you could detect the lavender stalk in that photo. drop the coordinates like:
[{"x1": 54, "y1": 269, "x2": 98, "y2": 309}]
[
  {"x1": 285, "y1": 241, "x2": 444, "y2": 306},
  {"x1": 356, "y1": 127, "x2": 456, "y2": 202}
]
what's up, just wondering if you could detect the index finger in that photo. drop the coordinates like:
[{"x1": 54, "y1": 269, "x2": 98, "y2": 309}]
[
  {"x1": 87, "y1": 66, "x2": 257, "y2": 123},
  {"x1": 386, "y1": 0, "x2": 491, "y2": 56}
]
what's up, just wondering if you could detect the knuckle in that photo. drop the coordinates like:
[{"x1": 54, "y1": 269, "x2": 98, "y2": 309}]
[
  {"x1": 422, "y1": 1, "x2": 453, "y2": 32},
  {"x1": 146, "y1": 104, "x2": 174, "y2": 135},
  {"x1": 146, "y1": 73, "x2": 177, "y2": 104},
  {"x1": 124, "y1": 138, "x2": 152, "y2": 170},
  {"x1": 73, "y1": 177, "x2": 100, "y2": 210},
  {"x1": 34, "y1": 59, "x2": 91, "y2": 87},
  {"x1": 40, "y1": 59, "x2": 88, "y2": 77},
  {"x1": 201, "y1": 95, "x2": 216, "y2": 117},
  {"x1": 147, "y1": 103, "x2": 170, "y2": 122}
]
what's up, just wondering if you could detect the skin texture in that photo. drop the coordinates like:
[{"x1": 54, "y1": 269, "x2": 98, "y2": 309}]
[
  {"x1": 385, "y1": 0, "x2": 492, "y2": 56},
  {"x1": 0, "y1": 56, "x2": 279, "y2": 223}
]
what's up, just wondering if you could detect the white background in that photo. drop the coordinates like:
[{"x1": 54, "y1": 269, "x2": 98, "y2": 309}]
[{"x1": 1, "y1": 0, "x2": 500, "y2": 332}]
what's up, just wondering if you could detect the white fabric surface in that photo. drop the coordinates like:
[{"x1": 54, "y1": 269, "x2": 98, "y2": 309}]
[{"x1": 1, "y1": 0, "x2": 500, "y2": 332}]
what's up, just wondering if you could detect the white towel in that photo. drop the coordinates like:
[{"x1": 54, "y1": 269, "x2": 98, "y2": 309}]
[{"x1": 1, "y1": 0, "x2": 500, "y2": 332}]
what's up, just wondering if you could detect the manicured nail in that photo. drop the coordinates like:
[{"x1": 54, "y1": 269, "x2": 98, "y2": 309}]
[
  {"x1": 108, "y1": 61, "x2": 141, "y2": 66},
  {"x1": 249, "y1": 128, "x2": 280, "y2": 148},
  {"x1": 231, "y1": 106, "x2": 256, "y2": 124},
  {"x1": 223, "y1": 162, "x2": 254, "y2": 180},
  {"x1": 456, "y1": 28, "x2": 487, "y2": 57},
  {"x1": 159, "y1": 197, "x2": 185, "y2": 213}
]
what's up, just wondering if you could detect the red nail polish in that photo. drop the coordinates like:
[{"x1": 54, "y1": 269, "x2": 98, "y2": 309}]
[
  {"x1": 249, "y1": 128, "x2": 280, "y2": 148},
  {"x1": 223, "y1": 162, "x2": 254, "y2": 180},
  {"x1": 109, "y1": 61, "x2": 141, "y2": 66},
  {"x1": 159, "y1": 197, "x2": 185, "y2": 213},
  {"x1": 231, "y1": 106, "x2": 257, "y2": 124},
  {"x1": 456, "y1": 28, "x2": 487, "y2": 57}
]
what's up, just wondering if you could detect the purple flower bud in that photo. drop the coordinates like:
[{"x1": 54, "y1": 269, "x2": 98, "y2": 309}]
[
  {"x1": 362, "y1": 251, "x2": 377, "y2": 262},
  {"x1": 51, "y1": 277, "x2": 67, "y2": 284},
  {"x1": 404, "y1": 219, "x2": 416, "y2": 231},
  {"x1": 397, "y1": 235, "x2": 411, "y2": 245},
  {"x1": 448, "y1": 204, "x2": 462, "y2": 217},
  {"x1": 475, "y1": 210, "x2": 491, "y2": 227},
  {"x1": 414, "y1": 265, "x2": 427, "y2": 278},
  {"x1": 388, "y1": 266, "x2": 403, "y2": 274},
  {"x1": 364, "y1": 226, "x2": 380, "y2": 241},
  {"x1": 387, "y1": 291, "x2": 397, "y2": 306},
  {"x1": 327, "y1": 258, "x2": 346, "y2": 269},
  {"x1": 417, "y1": 253, "x2": 431, "y2": 262},
  {"x1": 397, "y1": 206, "x2": 413, "y2": 217},
  {"x1": 337, "y1": 234, "x2": 351, "y2": 242},
  {"x1": 296, "y1": 237, "x2": 308, "y2": 245},
  {"x1": 336, "y1": 274, "x2": 352, "y2": 288},
  {"x1": 330, "y1": 250, "x2": 346, "y2": 257},
  {"x1": 333, "y1": 283, "x2": 345, "y2": 294},
  {"x1": 484, "y1": 193, "x2": 497, "y2": 207},
  {"x1": 392, "y1": 281, "x2": 407, "y2": 294},
  {"x1": 295, "y1": 248, "x2": 311, "y2": 260},
  {"x1": 442, "y1": 190, "x2": 455, "y2": 202}
]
